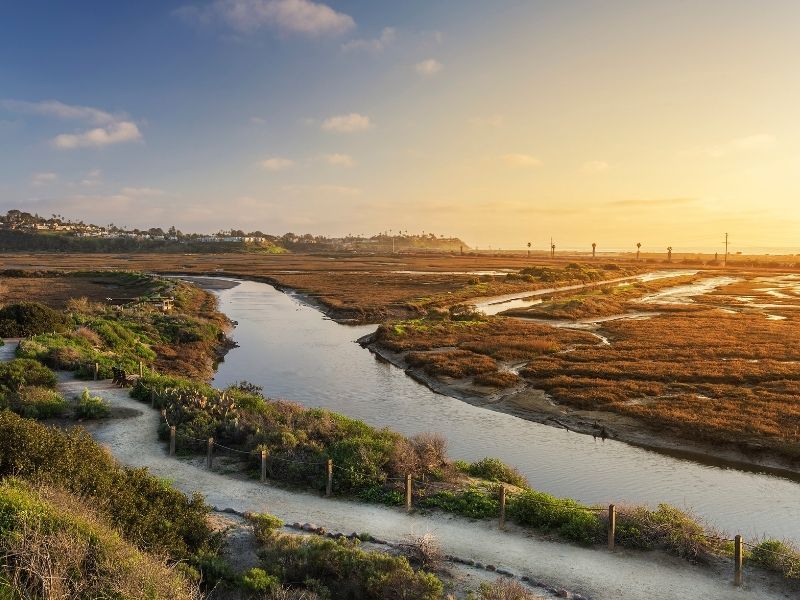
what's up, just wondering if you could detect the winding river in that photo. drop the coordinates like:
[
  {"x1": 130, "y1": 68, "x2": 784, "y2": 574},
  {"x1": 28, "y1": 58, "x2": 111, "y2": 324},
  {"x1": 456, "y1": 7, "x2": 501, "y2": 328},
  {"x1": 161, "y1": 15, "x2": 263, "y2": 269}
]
[{"x1": 208, "y1": 278, "x2": 800, "y2": 542}]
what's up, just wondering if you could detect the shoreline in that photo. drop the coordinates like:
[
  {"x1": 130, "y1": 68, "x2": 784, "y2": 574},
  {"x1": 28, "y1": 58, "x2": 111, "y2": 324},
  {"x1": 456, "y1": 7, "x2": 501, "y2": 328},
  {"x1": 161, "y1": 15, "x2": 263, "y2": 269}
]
[{"x1": 358, "y1": 332, "x2": 800, "y2": 481}]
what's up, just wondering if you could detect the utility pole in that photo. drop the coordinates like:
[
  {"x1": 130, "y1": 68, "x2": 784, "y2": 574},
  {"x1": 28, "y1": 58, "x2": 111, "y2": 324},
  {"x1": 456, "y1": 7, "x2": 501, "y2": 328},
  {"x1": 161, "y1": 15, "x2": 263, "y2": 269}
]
[{"x1": 724, "y1": 232, "x2": 729, "y2": 267}]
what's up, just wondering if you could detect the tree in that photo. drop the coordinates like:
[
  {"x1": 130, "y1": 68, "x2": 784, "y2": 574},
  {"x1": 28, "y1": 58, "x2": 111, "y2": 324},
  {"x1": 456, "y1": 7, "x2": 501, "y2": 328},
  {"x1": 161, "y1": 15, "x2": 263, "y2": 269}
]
[
  {"x1": 636, "y1": 242, "x2": 642, "y2": 261},
  {"x1": 527, "y1": 241, "x2": 531, "y2": 257},
  {"x1": 667, "y1": 246, "x2": 673, "y2": 262},
  {"x1": 592, "y1": 242, "x2": 596, "y2": 258}
]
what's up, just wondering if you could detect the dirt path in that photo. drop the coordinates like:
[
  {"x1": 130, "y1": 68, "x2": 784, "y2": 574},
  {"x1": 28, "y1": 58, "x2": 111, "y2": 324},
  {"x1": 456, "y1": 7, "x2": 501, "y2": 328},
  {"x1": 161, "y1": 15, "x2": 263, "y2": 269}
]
[{"x1": 50, "y1": 377, "x2": 790, "y2": 600}]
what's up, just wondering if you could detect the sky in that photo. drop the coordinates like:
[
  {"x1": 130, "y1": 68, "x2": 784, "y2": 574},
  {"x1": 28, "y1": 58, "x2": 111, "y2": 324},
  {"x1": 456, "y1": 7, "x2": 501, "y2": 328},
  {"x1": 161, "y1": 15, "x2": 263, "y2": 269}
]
[{"x1": 1, "y1": 0, "x2": 799, "y2": 251}]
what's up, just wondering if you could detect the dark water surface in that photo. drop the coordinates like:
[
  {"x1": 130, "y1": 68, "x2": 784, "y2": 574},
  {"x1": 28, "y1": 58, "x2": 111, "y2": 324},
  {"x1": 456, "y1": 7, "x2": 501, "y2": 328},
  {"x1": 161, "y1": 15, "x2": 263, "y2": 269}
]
[{"x1": 209, "y1": 279, "x2": 800, "y2": 542}]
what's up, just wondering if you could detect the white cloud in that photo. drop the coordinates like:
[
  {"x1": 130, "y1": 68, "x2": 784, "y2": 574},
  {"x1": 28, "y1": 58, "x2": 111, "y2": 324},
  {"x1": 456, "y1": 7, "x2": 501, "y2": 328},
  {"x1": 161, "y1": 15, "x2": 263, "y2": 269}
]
[
  {"x1": 469, "y1": 114, "x2": 504, "y2": 128},
  {"x1": 80, "y1": 169, "x2": 103, "y2": 187},
  {"x1": 322, "y1": 153, "x2": 355, "y2": 167},
  {"x1": 176, "y1": 0, "x2": 355, "y2": 36},
  {"x1": 250, "y1": 116, "x2": 267, "y2": 125},
  {"x1": 341, "y1": 27, "x2": 395, "y2": 53},
  {"x1": 321, "y1": 113, "x2": 371, "y2": 133},
  {"x1": 260, "y1": 157, "x2": 295, "y2": 171},
  {"x1": 31, "y1": 172, "x2": 57, "y2": 186},
  {"x1": 688, "y1": 134, "x2": 776, "y2": 158},
  {"x1": 415, "y1": 58, "x2": 443, "y2": 77},
  {"x1": 51, "y1": 121, "x2": 142, "y2": 149},
  {"x1": 499, "y1": 153, "x2": 542, "y2": 168},
  {"x1": 2, "y1": 99, "x2": 115, "y2": 125},
  {"x1": 581, "y1": 160, "x2": 609, "y2": 174}
]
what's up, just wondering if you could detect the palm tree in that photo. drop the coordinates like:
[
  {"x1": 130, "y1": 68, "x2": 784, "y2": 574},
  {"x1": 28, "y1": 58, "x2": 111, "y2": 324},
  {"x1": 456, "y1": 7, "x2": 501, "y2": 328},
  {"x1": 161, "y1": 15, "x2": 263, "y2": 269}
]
[
  {"x1": 592, "y1": 242, "x2": 596, "y2": 258},
  {"x1": 551, "y1": 241, "x2": 556, "y2": 259},
  {"x1": 667, "y1": 246, "x2": 673, "y2": 263},
  {"x1": 636, "y1": 242, "x2": 642, "y2": 261},
  {"x1": 527, "y1": 241, "x2": 531, "y2": 258}
]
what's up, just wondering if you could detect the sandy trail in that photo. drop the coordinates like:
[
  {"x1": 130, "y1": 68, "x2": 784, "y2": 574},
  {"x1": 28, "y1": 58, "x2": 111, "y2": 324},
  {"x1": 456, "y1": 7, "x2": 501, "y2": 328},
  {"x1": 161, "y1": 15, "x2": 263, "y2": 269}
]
[{"x1": 51, "y1": 377, "x2": 789, "y2": 600}]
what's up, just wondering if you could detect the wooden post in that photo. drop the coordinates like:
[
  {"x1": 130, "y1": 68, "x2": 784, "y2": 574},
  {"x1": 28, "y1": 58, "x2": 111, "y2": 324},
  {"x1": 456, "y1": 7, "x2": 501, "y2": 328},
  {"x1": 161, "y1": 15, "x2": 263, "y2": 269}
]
[
  {"x1": 169, "y1": 426, "x2": 176, "y2": 456},
  {"x1": 608, "y1": 504, "x2": 616, "y2": 551},
  {"x1": 260, "y1": 450, "x2": 267, "y2": 482},
  {"x1": 93, "y1": 362, "x2": 99, "y2": 381},
  {"x1": 499, "y1": 485, "x2": 507, "y2": 530},
  {"x1": 139, "y1": 360, "x2": 144, "y2": 377},
  {"x1": 734, "y1": 534, "x2": 743, "y2": 586},
  {"x1": 207, "y1": 438, "x2": 214, "y2": 469},
  {"x1": 326, "y1": 459, "x2": 333, "y2": 497},
  {"x1": 405, "y1": 475, "x2": 412, "y2": 512}
]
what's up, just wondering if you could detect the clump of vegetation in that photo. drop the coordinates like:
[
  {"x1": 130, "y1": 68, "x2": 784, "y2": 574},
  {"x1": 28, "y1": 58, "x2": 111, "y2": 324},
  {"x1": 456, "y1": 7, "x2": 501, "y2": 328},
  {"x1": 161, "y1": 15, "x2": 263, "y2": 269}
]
[
  {"x1": 478, "y1": 579, "x2": 546, "y2": 600},
  {"x1": 76, "y1": 387, "x2": 111, "y2": 419},
  {"x1": 255, "y1": 528, "x2": 443, "y2": 600},
  {"x1": 418, "y1": 487, "x2": 499, "y2": 519},
  {"x1": 749, "y1": 539, "x2": 800, "y2": 579},
  {"x1": 457, "y1": 457, "x2": 528, "y2": 487},
  {"x1": 0, "y1": 301, "x2": 68, "y2": 337},
  {"x1": 0, "y1": 478, "x2": 199, "y2": 599},
  {"x1": 0, "y1": 358, "x2": 57, "y2": 390},
  {"x1": 507, "y1": 490, "x2": 602, "y2": 545},
  {"x1": 2, "y1": 386, "x2": 68, "y2": 420}
]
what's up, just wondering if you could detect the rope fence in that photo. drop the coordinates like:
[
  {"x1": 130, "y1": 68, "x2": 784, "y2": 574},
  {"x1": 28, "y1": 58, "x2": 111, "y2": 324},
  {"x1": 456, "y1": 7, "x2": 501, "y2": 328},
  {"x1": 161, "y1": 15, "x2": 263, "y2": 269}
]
[{"x1": 157, "y1": 408, "x2": 793, "y2": 587}]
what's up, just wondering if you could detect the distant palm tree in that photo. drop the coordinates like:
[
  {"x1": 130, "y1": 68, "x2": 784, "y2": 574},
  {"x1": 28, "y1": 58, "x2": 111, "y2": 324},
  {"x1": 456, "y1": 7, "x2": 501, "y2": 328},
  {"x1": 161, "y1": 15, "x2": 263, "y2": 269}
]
[
  {"x1": 551, "y1": 241, "x2": 556, "y2": 258},
  {"x1": 527, "y1": 241, "x2": 531, "y2": 257},
  {"x1": 636, "y1": 242, "x2": 642, "y2": 261},
  {"x1": 592, "y1": 242, "x2": 596, "y2": 258},
  {"x1": 667, "y1": 246, "x2": 673, "y2": 263}
]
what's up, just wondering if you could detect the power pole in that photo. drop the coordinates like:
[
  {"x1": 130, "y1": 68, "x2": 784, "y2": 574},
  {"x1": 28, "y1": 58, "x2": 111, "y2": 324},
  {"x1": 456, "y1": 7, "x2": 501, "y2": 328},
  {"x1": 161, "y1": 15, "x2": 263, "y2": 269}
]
[{"x1": 724, "y1": 232, "x2": 729, "y2": 267}]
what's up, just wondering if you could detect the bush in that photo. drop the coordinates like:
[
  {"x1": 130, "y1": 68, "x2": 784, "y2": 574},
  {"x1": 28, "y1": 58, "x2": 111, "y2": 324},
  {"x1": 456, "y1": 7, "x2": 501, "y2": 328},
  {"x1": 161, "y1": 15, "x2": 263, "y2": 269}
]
[
  {"x1": 749, "y1": 539, "x2": 800, "y2": 579},
  {"x1": 76, "y1": 388, "x2": 111, "y2": 419},
  {"x1": 6, "y1": 386, "x2": 68, "y2": 419},
  {"x1": 249, "y1": 512, "x2": 284, "y2": 540},
  {"x1": 419, "y1": 488, "x2": 499, "y2": 519},
  {"x1": 478, "y1": 579, "x2": 543, "y2": 600},
  {"x1": 614, "y1": 504, "x2": 711, "y2": 561},
  {"x1": 507, "y1": 490, "x2": 601, "y2": 545},
  {"x1": 241, "y1": 568, "x2": 280, "y2": 593},
  {"x1": 464, "y1": 457, "x2": 528, "y2": 488},
  {"x1": 0, "y1": 358, "x2": 57, "y2": 391},
  {"x1": 0, "y1": 302, "x2": 68, "y2": 337}
]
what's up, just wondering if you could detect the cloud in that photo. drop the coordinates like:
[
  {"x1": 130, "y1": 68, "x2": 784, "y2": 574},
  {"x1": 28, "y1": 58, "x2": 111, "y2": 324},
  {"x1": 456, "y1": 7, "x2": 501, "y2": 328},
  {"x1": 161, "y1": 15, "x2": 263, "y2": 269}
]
[
  {"x1": 51, "y1": 121, "x2": 142, "y2": 149},
  {"x1": 341, "y1": 27, "x2": 396, "y2": 53},
  {"x1": 31, "y1": 172, "x2": 57, "y2": 186},
  {"x1": 499, "y1": 153, "x2": 542, "y2": 168},
  {"x1": 322, "y1": 153, "x2": 355, "y2": 167},
  {"x1": 3, "y1": 99, "x2": 143, "y2": 150},
  {"x1": 260, "y1": 157, "x2": 295, "y2": 171},
  {"x1": 176, "y1": 0, "x2": 355, "y2": 36},
  {"x1": 250, "y1": 116, "x2": 267, "y2": 125},
  {"x1": 581, "y1": 160, "x2": 609, "y2": 174},
  {"x1": 321, "y1": 113, "x2": 371, "y2": 133},
  {"x1": 120, "y1": 187, "x2": 167, "y2": 197},
  {"x1": 608, "y1": 197, "x2": 697, "y2": 208},
  {"x1": 688, "y1": 134, "x2": 776, "y2": 158},
  {"x1": 469, "y1": 114, "x2": 504, "y2": 128},
  {"x1": 415, "y1": 58, "x2": 443, "y2": 77},
  {"x1": 1, "y1": 99, "x2": 115, "y2": 125}
]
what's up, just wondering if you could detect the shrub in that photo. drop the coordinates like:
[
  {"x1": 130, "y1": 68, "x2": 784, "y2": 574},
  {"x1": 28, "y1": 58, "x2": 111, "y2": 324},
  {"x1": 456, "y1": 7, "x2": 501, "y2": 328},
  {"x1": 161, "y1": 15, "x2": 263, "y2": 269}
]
[
  {"x1": 76, "y1": 388, "x2": 111, "y2": 419},
  {"x1": 7, "y1": 386, "x2": 68, "y2": 419},
  {"x1": 249, "y1": 512, "x2": 284, "y2": 541},
  {"x1": 0, "y1": 358, "x2": 57, "y2": 391},
  {"x1": 614, "y1": 504, "x2": 711, "y2": 560},
  {"x1": 464, "y1": 457, "x2": 528, "y2": 488},
  {"x1": 241, "y1": 567, "x2": 280, "y2": 593},
  {"x1": 419, "y1": 488, "x2": 499, "y2": 519},
  {"x1": 47, "y1": 345, "x2": 84, "y2": 370},
  {"x1": 478, "y1": 579, "x2": 543, "y2": 600},
  {"x1": 749, "y1": 539, "x2": 800, "y2": 579},
  {"x1": 507, "y1": 490, "x2": 601, "y2": 545},
  {"x1": 0, "y1": 302, "x2": 68, "y2": 337}
]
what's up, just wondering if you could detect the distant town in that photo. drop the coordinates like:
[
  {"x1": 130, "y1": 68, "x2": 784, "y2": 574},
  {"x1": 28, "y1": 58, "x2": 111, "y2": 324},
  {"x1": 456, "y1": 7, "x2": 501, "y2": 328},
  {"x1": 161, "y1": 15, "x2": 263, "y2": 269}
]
[{"x1": 0, "y1": 209, "x2": 468, "y2": 253}]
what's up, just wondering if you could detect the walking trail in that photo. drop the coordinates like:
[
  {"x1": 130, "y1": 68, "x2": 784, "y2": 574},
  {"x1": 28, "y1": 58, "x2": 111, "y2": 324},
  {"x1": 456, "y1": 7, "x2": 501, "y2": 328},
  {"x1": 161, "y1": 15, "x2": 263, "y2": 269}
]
[{"x1": 1, "y1": 340, "x2": 792, "y2": 600}]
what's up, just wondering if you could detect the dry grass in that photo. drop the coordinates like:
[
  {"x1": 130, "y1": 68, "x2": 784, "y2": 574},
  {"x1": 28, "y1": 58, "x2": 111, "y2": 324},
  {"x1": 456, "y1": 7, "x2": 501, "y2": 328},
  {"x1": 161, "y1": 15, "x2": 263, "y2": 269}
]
[{"x1": 0, "y1": 272, "x2": 159, "y2": 308}]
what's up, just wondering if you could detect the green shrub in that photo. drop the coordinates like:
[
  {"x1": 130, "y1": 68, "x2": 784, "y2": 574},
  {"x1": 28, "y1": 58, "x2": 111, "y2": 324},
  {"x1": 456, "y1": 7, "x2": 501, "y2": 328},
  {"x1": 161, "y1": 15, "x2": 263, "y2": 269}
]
[
  {"x1": 419, "y1": 488, "x2": 499, "y2": 519},
  {"x1": 241, "y1": 567, "x2": 279, "y2": 592},
  {"x1": 507, "y1": 490, "x2": 601, "y2": 545},
  {"x1": 463, "y1": 457, "x2": 528, "y2": 488},
  {"x1": 0, "y1": 358, "x2": 57, "y2": 391},
  {"x1": 0, "y1": 302, "x2": 68, "y2": 337},
  {"x1": 7, "y1": 386, "x2": 68, "y2": 419},
  {"x1": 76, "y1": 388, "x2": 111, "y2": 419},
  {"x1": 615, "y1": 504, "x2": 711, "y2": 560},
  {"x1": 749, "y1": 539, "x2": 800, "y2": 579},
  {"x1": 248, "y1": 512, "x2": 284, "y2": 540}
]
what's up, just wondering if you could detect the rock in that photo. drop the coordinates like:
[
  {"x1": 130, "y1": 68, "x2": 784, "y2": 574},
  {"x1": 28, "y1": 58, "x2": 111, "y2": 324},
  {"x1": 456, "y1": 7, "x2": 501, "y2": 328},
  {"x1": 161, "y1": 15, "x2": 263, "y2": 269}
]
[
  {"x1": 556, "y1": 589, "x2": 571, "y2": 599},
  {"x1": 301, "y1": 523, "x2": 316, "y2": 532},
  {"x1": 520, "y1": 576, "x2": 529, "y2": 582},
  {"x1": 464, "y1": 559, "x2": 475, "y2": 566},
  {"x1": 291, "y1": 522, "x2": 302, "y2": 529},
  {"x1": 485, "y1": 564, "x2": 497, "y2": 572},
  {"x1": 315, "y1": 527, "x2": 326, "y2": 535},
  {"x1": 474, "y1": 562, "x2": 484, "y2": 569},
  {"x1": 496, "y1": 568, "x2": 513, "y2": 577}
]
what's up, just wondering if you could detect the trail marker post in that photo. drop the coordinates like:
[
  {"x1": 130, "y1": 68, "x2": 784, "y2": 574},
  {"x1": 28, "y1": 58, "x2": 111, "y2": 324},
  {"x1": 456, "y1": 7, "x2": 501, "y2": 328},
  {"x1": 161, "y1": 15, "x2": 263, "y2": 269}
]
[
  {"x1": 608, "y1": 504, "x2": 616, "y2": 551},
  {"x1": 260, "y1": 450, "x2": 267, "y2": 482},
  {"x1": 207, "y1": 438, "x2": 214, "y2": 469},
  {"x1": 94, "y1": 362, "x2": 99, "y2": 381},
  {"x1": 499, "y1": 485, "x2": 507, "y2": 530},
  {"x1": 169, "y1": 426, "x2": 176, "y2": 456},
  {"x1": 405, "y1": 475, "x2": 412, "y2": 512},
  {"x1": 326, "y1": 459, "x2": 333, "y2": 497},
  {"x1": 734, "y1": 534, "x2": 743, "y2": 586}
]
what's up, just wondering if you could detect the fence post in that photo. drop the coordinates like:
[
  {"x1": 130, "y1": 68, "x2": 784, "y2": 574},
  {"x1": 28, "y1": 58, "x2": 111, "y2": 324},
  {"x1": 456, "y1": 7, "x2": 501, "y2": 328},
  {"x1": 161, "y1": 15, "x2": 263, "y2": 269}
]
[
  {"x1": 499, "y1": 485, "x2": 507, "y2": 530},
  {"x1": 326, "y1": 459, "x2": 333, "y2": 497},
  {"x1": 207, "y1": 438, "x2": 214, "y2": 469},
  {"x1": 260, "y1": 450, "x2": 267, "y2": 482},
  {"x1": 405, "y1": 475, "x2": 412, "y2": 512},
  {"x1": 139, "y1": 360, "x2": 144, "y2": 377},
  {"x1": 734, "y1": 534, "x2": 743, "y2": 586},
  {"x1": 608, "y1": 504, "x2": 616, "y2": 551},
  {"x1": 169, "y1": 426, "x2": 176, "y2": 456},
  {"x1": 93, "y1": 362, "x2": 99, "y2": 381}
]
